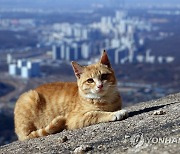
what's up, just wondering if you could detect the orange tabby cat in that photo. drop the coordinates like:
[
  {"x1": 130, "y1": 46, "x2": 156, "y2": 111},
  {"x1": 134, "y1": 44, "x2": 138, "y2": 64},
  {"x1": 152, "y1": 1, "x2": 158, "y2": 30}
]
[{"x1": 14, "y1": 50, "x2": 128, "y2": 141}]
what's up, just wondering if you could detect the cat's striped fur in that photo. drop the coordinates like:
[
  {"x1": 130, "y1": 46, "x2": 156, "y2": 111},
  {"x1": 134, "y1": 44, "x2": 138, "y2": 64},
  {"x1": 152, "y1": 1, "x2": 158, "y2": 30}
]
[{"x1": 14, "y1": 51, "x2": 128, "y2": 141}]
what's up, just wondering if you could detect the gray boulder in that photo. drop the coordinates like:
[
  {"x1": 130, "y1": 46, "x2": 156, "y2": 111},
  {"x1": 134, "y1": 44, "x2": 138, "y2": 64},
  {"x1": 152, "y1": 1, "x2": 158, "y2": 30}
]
[{"x1": 0, "y1": 93, "x2": 180, "y2": 154}]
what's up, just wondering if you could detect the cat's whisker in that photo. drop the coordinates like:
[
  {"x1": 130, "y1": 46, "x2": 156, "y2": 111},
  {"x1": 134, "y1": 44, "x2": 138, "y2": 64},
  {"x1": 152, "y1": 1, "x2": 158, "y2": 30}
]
[{"x1": 107, "y1": 85, "x2": 117, "y2": 87}]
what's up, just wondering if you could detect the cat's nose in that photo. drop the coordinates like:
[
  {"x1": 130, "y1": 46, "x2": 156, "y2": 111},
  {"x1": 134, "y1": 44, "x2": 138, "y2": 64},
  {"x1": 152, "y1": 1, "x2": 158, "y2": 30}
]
[{"x1": 97, "y1": 84, "x2": 103, "y2": 89}]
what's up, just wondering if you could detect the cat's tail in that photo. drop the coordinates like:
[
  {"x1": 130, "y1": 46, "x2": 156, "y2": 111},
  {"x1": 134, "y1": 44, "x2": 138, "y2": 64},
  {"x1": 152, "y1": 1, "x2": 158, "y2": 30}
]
[{"x1": 27, "y1": 116, "x2": 66, "y2": 139}]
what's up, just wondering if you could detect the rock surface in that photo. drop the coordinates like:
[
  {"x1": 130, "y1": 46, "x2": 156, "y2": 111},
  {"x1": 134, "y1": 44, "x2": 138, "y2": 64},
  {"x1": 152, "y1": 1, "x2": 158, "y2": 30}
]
[{"x1": 0, "y1": 93, "x2": 180, "y2": 154}]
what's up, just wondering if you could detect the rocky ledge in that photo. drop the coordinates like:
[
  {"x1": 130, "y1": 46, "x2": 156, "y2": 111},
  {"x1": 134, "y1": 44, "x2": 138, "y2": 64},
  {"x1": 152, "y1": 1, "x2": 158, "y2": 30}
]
[{"x1": 0, "y1": 93, "x2": 180, "y2": 154}]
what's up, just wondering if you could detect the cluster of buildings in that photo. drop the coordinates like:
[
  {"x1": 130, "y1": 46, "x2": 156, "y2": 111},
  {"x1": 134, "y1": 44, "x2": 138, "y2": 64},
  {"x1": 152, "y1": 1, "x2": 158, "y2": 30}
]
[
  {"x1": 8, "y1": 56, "x2": 40, "y2": 78},
  {"x1": 136, "y1": 50, "x2": 175, "y2": 64},
  {"x1": 6, "y1": 10, "x2": 175, "y2": 78},
  {"x1": 50, "y1": 11, "x2": 152, "y2": 64},
  {"x1": 52, "y1": 42, "x2": 90, "y2": 61},
  {"x1": 0, "y1": 18, "x2": 35, "y2": 31},
  {"x1": 51, "y1": 11, "x2": 175, "y2": 64}
]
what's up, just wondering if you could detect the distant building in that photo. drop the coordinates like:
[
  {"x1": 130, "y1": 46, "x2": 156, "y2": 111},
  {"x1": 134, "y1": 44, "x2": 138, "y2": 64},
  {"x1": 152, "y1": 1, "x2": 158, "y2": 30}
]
[
  {"x1": 21, "y1": 66, "x2": 31, "y2": 78},
  {"x1": 145, "y1": 50, "x2": 155, "y2": 63},
  {"x1": 27, "y1": 61, "x2": 40, "y2": 77},
  {"x1": 105, "y1": 47, "x2": 130, "y2": 64},
  {"x1": 9, "y1": 64, "x2": 19, "y2": 76},
  {"x1": 81, "y1": 43, "x2": 90, "y2": 59},
  {"x1": 111, "y1": 39, "x2": 120, "y2": 48},
  {"x1": 66, "y1": 46, "x2": 76, "y2": 61},
  {"x1": 52, "y1": 44, "x2": 66, "y2": 60},
  {"x1": 136, "y1": 55, "x2": 144, "y2": 63},
  {"x1": 115, "y1": 11, "x2": 126, "y2": 21},
  {"x1": 81, "y1": 29, "x2": 88, "y2": 40},
  {"x1": 165, "y1": 56, "x2": 174, "y2": 63},
  {"x1": 52, "y1": 44, "x2": 76, "y2": 61},
  {"x1": 158, "y1": 56, "x2": 164, "y2": 63},
  {"x1": 8, "y1": 59, "x2": 40, "y2": 78},
  {"x1": 116, "y1": 48, "x2": 129, "y2": 64},
  {"x1": 17, "y1": 59, "x2": 27, "y2": 68},
  {"x1": 104, "y1": 39, "x2": 111, "y2": 48},
  {"x1": 52, "y1": 42, "x2": 90, "y2": 61},
  {"x1": 7, "y1": 54, "x2": 13, "y2": 64},
  {"x1": 73, "y1": 26, "x2": 81, "y2": 38}
]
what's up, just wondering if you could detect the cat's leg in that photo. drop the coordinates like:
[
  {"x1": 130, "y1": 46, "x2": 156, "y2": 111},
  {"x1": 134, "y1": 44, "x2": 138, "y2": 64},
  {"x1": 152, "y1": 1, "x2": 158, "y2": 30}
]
[
  {"x1": 66, "y1": 109, "x2": 128, "y2": 129},
  {"x1": 27, "y1": 116, "x2": 66, "y2": 140},
  {"x1": 110, "y1": 109, "x2": 128, "y2": 121}
]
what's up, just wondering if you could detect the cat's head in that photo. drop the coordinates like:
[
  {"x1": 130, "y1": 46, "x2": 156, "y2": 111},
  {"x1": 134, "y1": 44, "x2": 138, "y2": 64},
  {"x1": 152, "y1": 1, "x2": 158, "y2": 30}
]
[{"x1": 71, "y1": 50, "x2": 117, "y2": 99}]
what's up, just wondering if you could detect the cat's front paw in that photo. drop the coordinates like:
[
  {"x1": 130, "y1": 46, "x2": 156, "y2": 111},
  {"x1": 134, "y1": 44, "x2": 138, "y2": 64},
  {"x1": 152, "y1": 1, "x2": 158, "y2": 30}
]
[{"x1": 111, "y1": 109, "x2": 128, "y2": 121}]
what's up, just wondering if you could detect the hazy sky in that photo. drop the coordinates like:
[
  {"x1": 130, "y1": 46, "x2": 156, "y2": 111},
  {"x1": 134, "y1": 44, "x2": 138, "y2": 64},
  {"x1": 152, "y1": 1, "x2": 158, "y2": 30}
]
[{"x1": 0, "y1": 0, "x2": 179, "y2": 9}]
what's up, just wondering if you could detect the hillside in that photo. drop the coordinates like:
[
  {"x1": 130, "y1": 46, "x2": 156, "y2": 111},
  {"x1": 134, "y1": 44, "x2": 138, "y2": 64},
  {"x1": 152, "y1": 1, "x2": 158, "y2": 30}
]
[
  {"x1": 0, "y1": 93, "x2": 180, "y2": 154},
  {"x1": 0, "y1": 82, "x2": 15, "y2": 97}
]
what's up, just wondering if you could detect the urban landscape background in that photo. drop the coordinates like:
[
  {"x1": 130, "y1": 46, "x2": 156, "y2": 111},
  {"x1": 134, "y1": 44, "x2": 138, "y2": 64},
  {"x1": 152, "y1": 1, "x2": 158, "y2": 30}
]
[{"x1": 0, "y1": 0, "x2": 180, "y2": 146}]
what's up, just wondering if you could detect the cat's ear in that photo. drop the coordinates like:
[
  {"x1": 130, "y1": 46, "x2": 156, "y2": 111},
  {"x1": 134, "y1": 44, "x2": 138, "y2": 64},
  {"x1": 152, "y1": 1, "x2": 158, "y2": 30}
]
[
  {"x1": 71, "y1": 61, "x2": 84, "y2": 79},
  {"x1": 100, "y1": 50, "x2": 111, "y2": 68}
]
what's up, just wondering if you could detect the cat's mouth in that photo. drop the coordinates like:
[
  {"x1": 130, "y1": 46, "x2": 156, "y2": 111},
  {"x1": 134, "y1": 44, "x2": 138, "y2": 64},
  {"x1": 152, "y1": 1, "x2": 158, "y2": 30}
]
[
  {"x1": 95, "y1": 89, "x2": 108, "y2": 96},
  {"x1": 97, "y1": 89, "x2": 104, "y2": 93}
]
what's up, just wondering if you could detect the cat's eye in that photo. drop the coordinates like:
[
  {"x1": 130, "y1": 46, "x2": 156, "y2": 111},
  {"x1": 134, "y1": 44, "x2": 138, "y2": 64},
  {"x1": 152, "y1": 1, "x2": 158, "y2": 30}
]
[
  {"x1": 101, "y1": 74, "x2": 109, "y2": 80},
  {"x1": 87, "y1": 78, "x2": 94, "y2": 83}
]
